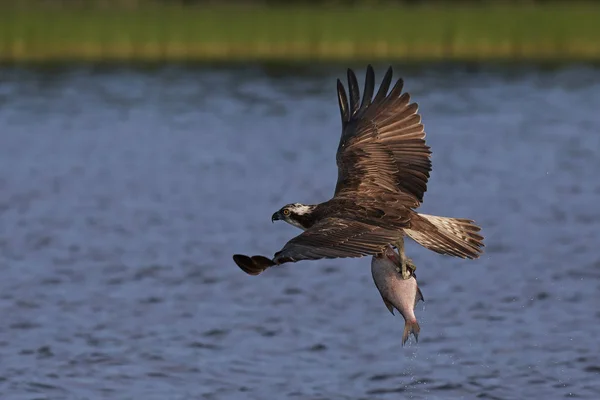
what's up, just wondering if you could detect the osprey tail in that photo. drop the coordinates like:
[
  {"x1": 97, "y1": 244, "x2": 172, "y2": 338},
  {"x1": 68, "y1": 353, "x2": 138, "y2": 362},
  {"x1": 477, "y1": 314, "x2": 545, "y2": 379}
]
[{"x1": 405, "y1": 213, "x2": 484, "y2": 259}]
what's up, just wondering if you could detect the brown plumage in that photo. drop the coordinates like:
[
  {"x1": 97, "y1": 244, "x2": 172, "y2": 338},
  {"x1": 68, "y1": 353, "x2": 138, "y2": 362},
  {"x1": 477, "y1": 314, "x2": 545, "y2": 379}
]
[
  {"x1": 334, "y1": 66, "x2": 431, "y2": 205},
  {"x1": 233, "y1": 65, "x2": 484, "y2": 275}
]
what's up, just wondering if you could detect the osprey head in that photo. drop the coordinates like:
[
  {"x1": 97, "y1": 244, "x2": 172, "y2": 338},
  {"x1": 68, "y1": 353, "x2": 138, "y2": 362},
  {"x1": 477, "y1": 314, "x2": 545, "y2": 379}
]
[{"x1": 272, "y1": 203, "x2": 317, "y2": 230}]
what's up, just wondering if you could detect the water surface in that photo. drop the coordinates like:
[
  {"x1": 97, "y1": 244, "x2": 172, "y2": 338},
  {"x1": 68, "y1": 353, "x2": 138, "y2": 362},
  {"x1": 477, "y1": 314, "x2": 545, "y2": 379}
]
[{"x1": 0, "y1": 64, "x2": 599, "y2": 399}]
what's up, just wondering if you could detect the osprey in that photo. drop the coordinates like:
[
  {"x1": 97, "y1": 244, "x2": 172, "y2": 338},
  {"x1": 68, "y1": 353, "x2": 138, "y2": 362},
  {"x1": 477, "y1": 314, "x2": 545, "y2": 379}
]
[{"x1": 233, "y1": 65, "x2": 484, "y2": 276}]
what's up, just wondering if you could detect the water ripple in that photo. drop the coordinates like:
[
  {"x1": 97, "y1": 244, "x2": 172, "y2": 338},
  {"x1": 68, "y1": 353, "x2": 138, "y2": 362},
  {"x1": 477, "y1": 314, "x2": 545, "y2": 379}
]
[{"x1": 0, "y1": 64, "x2": 599, "y2": 399}]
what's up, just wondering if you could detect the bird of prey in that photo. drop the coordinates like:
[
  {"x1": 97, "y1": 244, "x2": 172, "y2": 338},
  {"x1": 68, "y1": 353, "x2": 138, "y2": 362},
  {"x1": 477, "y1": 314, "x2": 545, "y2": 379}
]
[{"x1": 233, "y1": 65, "x2": 483, "y2": 277}]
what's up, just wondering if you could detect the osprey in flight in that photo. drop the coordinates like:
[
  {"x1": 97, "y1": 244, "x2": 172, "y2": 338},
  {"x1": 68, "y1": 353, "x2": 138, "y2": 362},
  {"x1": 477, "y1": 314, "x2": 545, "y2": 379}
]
[{"x1": 233, "y1": 65, "x2": 484, "y2": 276}]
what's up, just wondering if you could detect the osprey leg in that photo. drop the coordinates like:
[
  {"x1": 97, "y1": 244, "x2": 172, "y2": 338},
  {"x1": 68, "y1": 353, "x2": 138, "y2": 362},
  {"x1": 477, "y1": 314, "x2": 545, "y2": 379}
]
[{"x1": 394, "y1": 237, "x2": 416, "y2": 280}]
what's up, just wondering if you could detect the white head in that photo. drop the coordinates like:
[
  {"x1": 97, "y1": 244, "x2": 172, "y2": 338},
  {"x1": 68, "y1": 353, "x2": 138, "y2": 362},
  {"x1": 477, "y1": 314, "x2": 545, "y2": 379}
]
[{"x1": 271, "y1": 203, "x2": 317, "y2": 230}]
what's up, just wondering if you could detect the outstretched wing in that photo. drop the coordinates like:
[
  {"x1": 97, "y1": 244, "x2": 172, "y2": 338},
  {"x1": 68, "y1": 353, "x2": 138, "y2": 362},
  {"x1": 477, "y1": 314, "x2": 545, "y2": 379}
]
[
  {"x1": 273, "y1": 218, "x2": 404, "y2": 263},
  {"x1": 232, "y1": 218, "x2": 403, "y2": 275},
  {"x1": 335, "y1": 65, "x2": 431, "y2": 206}
]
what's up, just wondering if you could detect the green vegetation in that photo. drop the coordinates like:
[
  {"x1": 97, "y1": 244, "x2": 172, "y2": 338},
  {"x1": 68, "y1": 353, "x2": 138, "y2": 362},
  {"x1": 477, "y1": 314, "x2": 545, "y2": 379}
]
[{"x1": 0, "y1": 3, "x2": 599, "y2": 63}]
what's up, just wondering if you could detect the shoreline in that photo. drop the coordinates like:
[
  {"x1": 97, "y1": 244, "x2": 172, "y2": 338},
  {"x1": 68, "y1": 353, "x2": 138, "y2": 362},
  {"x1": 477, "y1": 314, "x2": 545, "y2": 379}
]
[{"x1": 1, "y1": 4, "x2": 599, "y2": 63}]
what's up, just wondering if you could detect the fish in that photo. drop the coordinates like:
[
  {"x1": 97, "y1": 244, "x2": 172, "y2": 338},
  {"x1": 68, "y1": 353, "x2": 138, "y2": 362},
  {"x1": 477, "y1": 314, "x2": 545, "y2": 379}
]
[{"x1": 371, "y1": 245, "x2": 424, "y2": 346}]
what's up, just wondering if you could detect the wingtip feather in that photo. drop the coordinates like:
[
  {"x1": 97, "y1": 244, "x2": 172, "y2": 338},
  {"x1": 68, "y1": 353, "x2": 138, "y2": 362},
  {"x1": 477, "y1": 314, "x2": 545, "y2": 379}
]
[
  {"x1": 373, "y1": 66, "x2": 393, "y2": 104},
  {"x1": 359, "y1": 65, "x2": 375, "y2": 114},
  {"x1": 337, "y1": 78, "x2": 349, "y2": 124},
  {"x1": 233, "y1": 254, "x2": 275, "y2": 276},
  {"x1": 347, "y1": 68, "x2": 360, "y2": 115}
]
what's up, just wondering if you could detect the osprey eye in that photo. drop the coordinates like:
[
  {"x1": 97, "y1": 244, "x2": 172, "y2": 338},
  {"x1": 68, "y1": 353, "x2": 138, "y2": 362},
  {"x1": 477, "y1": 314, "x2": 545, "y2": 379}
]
[{"x1": 283, "y1": 209, "x2": 290, "y2": 216}]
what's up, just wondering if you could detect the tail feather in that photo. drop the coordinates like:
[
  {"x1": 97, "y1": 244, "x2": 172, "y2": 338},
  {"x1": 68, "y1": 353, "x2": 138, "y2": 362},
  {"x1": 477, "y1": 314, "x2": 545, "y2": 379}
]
[
  {"x1": 402, "y1": 320, "x2": 420, "y2": 346},
  {"x1": 405, "y1": 213, "x2": 484, "y2": 259}
]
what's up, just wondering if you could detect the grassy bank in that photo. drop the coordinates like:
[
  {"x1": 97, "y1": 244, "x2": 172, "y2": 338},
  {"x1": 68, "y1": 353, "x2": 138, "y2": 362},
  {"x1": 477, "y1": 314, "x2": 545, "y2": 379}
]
[{"x1": 0, "y1": 3, "x2": 599, "y2": 63}]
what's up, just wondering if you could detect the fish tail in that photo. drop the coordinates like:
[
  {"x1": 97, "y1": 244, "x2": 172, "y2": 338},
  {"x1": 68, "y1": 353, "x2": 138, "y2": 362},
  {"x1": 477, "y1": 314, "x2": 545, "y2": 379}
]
[
  {"x1": 402, "y1": 319, "x2": 420, "y2": 346},
  {"x1": 405, "y1": 213, "x2": 484, "y2": 259}
]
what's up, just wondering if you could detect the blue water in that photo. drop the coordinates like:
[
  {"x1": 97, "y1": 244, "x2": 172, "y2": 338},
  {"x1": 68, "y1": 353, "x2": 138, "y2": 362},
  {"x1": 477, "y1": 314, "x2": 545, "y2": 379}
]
[{"x1": 0, "y1": 64, "x2": 599, "y2": 399}]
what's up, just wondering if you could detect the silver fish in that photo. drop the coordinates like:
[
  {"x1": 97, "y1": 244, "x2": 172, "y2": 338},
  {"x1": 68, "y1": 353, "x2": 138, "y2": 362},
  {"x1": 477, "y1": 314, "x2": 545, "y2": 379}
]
[{"x1": 371, "y1": 245, "x2": 424, "y2": 345}]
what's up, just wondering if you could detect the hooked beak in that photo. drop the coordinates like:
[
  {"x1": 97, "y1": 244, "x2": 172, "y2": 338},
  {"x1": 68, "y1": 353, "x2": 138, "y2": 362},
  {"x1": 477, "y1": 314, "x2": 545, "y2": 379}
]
[{"x1": 271, "y1": 211, "x2": 281, "y2": 223}]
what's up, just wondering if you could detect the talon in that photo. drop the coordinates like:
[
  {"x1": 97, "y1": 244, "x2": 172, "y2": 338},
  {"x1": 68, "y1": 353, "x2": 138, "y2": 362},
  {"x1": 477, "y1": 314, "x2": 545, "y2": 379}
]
[
  {"x1": 401, "y1": 258, "x2": 416, "y2": 280},
  {"x1": 400, "y1": 261, "x2": 410, "y2": 280},
  {"x1": 394, "y1": 238, "x2": 416, "y2": 280}
]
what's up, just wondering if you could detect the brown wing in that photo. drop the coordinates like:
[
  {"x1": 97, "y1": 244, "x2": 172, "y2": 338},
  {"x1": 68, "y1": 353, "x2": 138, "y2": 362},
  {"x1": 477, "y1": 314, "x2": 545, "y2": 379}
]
[
  {"x1": 334, "y1": 65, "x2": 431, "y2": 206},
  {"x1": 273, "y1": 218, "x2": 400, "y2": 263},
  {"x1": 232, "y1": 218, "x2": 404, "y2": 275}
]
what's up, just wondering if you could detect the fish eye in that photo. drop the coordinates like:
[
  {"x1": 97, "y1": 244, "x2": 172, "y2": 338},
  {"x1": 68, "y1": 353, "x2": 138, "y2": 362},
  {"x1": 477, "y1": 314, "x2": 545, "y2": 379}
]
[{"x1": 283, "y1": 209, "x2": 290, "y2": 216}]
